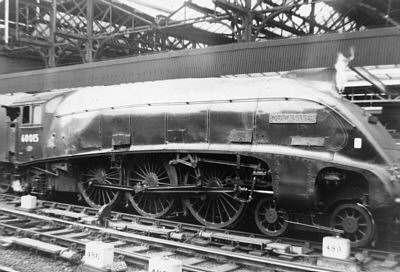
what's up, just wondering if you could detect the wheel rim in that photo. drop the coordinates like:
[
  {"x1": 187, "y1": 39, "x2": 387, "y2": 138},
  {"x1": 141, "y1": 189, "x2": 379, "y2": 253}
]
[
  {"x1": 126, "y1": 158, "x2": 177, "y2": 218},
  {"x1": 0, "y1": 165, "x2": 12, "y2": 193},
  {"x1": 183, "y1": 164, "x2": 245, "y2": 228},
  {"x1": 330, "y1": 203, "x2": 375, "y2": 247},
  {"x1": 78, "y1": 162, "x2": 121, "y2": 208},
  {"x1": 254, "y1": 198, "x2": 289, "y2": 237}
]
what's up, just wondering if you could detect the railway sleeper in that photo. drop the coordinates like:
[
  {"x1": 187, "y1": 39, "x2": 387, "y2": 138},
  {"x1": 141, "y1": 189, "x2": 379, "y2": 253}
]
[{"x1": 2, "y1": 196, "x2": 400, "y2": 271}]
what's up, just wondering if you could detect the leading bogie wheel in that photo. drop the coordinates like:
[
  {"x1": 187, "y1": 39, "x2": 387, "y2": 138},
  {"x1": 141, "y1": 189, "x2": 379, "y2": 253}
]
[
  {"x1": 78, "y1": 160, "x2": 121, "y2": 208},
  {"x1": 254, "y1": 198, "x2": 289, "y2": 237},
  {"x1": 330, "y1": 203, "x2": 375, "y2": 247},
  {"x1": 126, "y1": 157, "x2": 177, "y2": 218}
]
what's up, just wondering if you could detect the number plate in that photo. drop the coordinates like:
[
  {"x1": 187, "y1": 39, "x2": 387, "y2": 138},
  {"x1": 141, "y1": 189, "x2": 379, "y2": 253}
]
[{"x1": 20, "y1": 133, "x2": 40, "y2": 143}]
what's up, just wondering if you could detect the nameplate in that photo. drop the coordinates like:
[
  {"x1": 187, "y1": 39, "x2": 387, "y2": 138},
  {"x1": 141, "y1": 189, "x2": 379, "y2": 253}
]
[{"x1": 269, "y1": 113, "x2": 317, "y2": 124}]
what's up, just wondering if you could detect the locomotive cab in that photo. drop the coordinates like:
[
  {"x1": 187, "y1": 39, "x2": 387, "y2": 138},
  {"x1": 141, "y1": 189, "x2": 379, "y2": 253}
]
[{"x1": 6, "y1": 103, "x2": 44, "y2": 163}]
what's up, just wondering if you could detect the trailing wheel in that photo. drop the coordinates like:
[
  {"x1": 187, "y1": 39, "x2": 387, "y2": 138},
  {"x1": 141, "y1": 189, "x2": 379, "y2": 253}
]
[
  {"x1": 78, "y1": 161, "x2": 121, "y2": 208},
  {"x1": 330, "y1": 203, "x2": 375, "y2": 247},
  {"x1": 126, "y1": 157, "x2": 177, "y2": 218},
  {"x1": 254, "y1": 198, "x2": 289, "y2": 237},
  {"x1": 183, "y1": 164, "x2": 245, "y2": 228},
  {"x1": 0, "y1": 164, "x2": 12, "y2": 193}
]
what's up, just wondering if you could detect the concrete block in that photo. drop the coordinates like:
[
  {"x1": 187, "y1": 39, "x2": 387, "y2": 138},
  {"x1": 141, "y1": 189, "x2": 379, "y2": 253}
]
[
  {"x1": 21, "y1": 195, "x2": 37, "y2": 209},
  {"x1": 84, "y1": 241, "x2": 114, "y2": 269},
  {"x1": 322, "y1": 236, "x2": 351, "y2": 260},
  {"x1": 148, "y1": 256, "x2": 182, "y2": 272}
]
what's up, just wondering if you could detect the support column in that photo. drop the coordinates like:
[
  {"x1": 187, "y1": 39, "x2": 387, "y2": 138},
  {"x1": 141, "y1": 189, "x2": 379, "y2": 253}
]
[
  {"x1": 4, "y1": 0, "x2": 9, "y2": 44},
  {"x1": 15, "y1": 0, "x2": 19, "y2": 40},
  {"x1": 48, "y1": 0, "x2": 57, "y2": 67},
  {"x1": 86, "y1": 0, "x2": 94, "y2": 63},
  {"x1": 309, "y1": 1, "x2": 316, "y2": 34},
  {"x1": 242, "y1": 0, "x2": 253, "y2": 42}
]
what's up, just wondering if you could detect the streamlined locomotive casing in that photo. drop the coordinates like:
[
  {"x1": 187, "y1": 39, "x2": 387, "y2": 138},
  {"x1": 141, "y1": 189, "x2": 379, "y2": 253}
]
[{"x1": 7, "y1": 77, "x2": 400, "y2": 211}]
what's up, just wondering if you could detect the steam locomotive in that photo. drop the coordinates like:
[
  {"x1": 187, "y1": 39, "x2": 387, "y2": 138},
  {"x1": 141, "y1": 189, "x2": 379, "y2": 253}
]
[{"x1": 1, "y1": 76, "x2": 400, "y2": 247}]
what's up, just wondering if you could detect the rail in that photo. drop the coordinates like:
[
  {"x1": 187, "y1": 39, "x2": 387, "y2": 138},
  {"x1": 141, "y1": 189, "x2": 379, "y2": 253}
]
[{"x1": 0, "y1": 194, "x2": 398, "y2": 272}]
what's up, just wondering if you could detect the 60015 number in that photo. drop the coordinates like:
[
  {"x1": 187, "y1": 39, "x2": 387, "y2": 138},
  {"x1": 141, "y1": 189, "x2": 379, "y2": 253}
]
[{"x1": 21, "y1": 134, "x2": 39, "y2": 143}]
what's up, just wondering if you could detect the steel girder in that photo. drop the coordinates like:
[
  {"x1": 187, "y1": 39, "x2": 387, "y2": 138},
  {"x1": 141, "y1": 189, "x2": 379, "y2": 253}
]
[
  {"x1": 1, "y1": 0, "x2": 229, "y2": 67},
  {"x1": 2, "y1": 0, "x2": 399, "y2": 68},
  {"x1": 213, "y1": 0, "x2": 362, "y2": 41},
  {"x1": 1, "y1": 0, "x2": 399, "y2": 69}
]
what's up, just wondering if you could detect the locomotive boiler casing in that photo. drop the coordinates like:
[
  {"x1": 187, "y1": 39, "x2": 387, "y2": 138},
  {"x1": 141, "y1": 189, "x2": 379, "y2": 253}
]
[{"x1": 7, "y1": 77, "x2": 400, "y2": 211}]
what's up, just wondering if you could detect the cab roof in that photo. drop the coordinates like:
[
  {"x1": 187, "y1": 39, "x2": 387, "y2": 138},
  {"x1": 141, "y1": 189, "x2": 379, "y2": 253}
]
[{"x1": 10, "y1": 89, "x2": 74, "y2": 106}]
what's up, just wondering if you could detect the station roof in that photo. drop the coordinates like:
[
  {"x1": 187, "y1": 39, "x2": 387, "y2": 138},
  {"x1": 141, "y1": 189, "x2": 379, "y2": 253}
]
[
  {"x1": 0, "y1": 0, "x2": 399, "y2": 105},
  {"x1": 328, "y1": 0, "x2": 400, "y2": 28},
  {"x1": 1, "y1": 0, "x2": 399, "y2": 66}
]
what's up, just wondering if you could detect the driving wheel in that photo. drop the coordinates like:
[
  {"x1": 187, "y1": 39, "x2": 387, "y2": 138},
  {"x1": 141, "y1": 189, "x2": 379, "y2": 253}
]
[
  {"x1": 78, "y1": 161, "x2": 121, "y2": 208},
  {"x1": 126, "y1": 157, "x2": 177, "y2": 218},
  {"x1": 183, "y1": 164, "x2": 245, "y2": 228}
]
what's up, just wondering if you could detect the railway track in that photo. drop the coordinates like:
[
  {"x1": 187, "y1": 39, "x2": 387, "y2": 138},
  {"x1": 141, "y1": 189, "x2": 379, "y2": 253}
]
[{"x1": 0, "y1": 194, "x2": 398, "y2": 272}]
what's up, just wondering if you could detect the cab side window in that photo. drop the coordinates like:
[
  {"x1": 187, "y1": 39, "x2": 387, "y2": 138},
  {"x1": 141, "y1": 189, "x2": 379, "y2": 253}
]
[
  {"x1": 33, "y1": 105, "x2": 42, "y2": 124},
  {"x1": 21, "y1": 105, "x2": 42, "y2": 125},
  {"x1": 22, "y1": 106, "x2": 30, "y2": 124}
]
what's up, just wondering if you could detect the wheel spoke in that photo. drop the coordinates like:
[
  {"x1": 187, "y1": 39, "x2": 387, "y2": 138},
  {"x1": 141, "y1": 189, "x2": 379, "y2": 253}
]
[
  {"x1": 220, "y1": 194, "x2": 238, "y2": 213},
  {"x1": 87, "y1": 187, "x2": 95, "y2": 200},
  {"x1": 157, "y1": 176, "x2": 169, "y2": 181},
  {"x1": 101, "y1": 190, "x2": 106, "y2": 205},
  {"x1": 135, "y1": 195, "x2": 144, "y2": 206},
  {"x1": 105, "y1": 176, "x2": 120, "y2": 182},
  {"x1": 158, "y1": 198, "x2": 166, "y2": 211},
  {"x1": 128, "y1": 178, "x2": 145, "y2": 183},
  {"x1": 218, "y1": 197, "x2": 231, "y2": 219},
  {"x1": 196, "y1": 201, "x2": 207, "y2": 215},
  {"x1": 132, "y1": 170, "x2": 148, "y2": 180},
  {"x1": 143, "y1": 163, "x2": 151, "y2": 175},
  {"x1": 157, "y1": 182, "x2": 171, "y2": 185}
]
